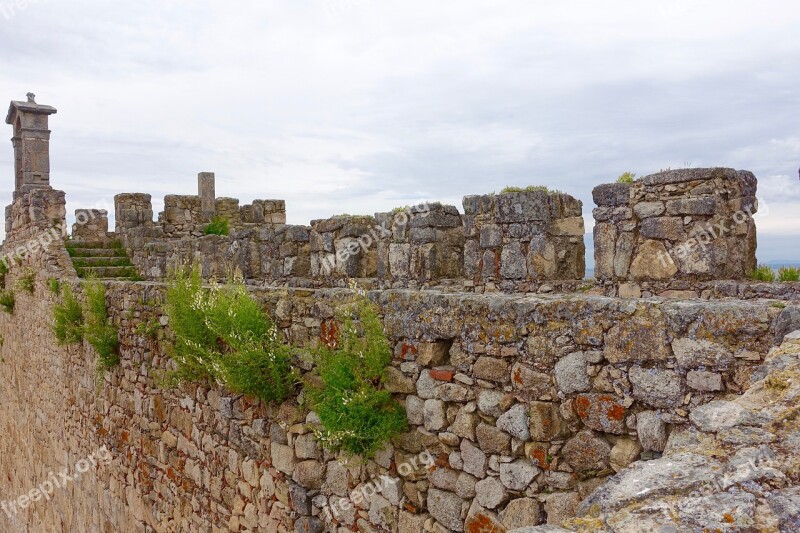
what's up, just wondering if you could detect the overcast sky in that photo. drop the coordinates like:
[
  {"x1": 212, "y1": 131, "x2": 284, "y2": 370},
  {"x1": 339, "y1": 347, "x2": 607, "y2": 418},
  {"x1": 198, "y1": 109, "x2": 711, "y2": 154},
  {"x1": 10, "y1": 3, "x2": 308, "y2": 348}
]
[{"x1": 1, "y1": 0, "x2": 798, "y2": 263}]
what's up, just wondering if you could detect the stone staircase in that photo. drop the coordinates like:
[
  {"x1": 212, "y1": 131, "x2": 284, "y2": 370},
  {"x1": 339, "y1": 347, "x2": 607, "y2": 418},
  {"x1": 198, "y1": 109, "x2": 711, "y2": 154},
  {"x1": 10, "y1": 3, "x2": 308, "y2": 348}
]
[{"x1": 65, "y1": 240, "x2": 142, "y2": 280}]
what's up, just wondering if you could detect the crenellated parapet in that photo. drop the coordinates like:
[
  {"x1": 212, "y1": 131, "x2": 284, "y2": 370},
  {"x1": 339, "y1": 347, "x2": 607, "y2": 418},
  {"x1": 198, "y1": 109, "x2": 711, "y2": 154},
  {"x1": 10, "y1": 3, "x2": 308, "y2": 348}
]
[
  {"x1": 593, "y1": 168, "x2": 758, "y2": 296},
  {"x1": 310, "y1": 215, "x2": 378, "y2": 282},
  {"x1": 375, "y1": 203, "x2": 464, "y2": 287},
  {"x1": 463, "y1": 189, "x2": 586, "y2": 291},
  {"x1": 5, "y1": 95, "x2": 795, "y2": 299}
]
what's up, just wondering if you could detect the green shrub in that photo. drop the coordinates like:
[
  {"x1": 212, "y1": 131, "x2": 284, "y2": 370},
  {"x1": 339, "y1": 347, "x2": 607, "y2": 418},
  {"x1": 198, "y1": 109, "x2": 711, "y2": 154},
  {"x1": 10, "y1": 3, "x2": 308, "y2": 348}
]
[
  {"x1": 83, "y1": 278, "x2": 120, "y2": 371},
  {"x1": 0, "y1": 290, "x2": 14, "y2": 314},
  {"x1": 750, "y1": 264, "x2": 776, "y2": 282},
  {"x1": 53, "y1": 285, "x2": 84, "y2": 345},
  {"x1": 204, "y1": 216, "x2": 230, "y2": 236},
  {"x1": 778, "y1": 266, "x2": 800, "y2": 282},
  {"x1": 48, "y1": 277, "x2": 61, "y2": 294},
  {"x1": 617, "y1": 172, "x2": 636, "y2": 183},
  {"x1": 16, "y1": 269, "x2": 35, "y2": 294},
  {"x1": 308, "y1": 293, "x2": 407, "y2": 457},
  {"x1": 163, "y1": 264, "x2": 294, "y2": 403},
  {"x1": 500, "y1": 185, "x2": 549, "y2": 194},
  {"x1": 0, "y1": 260, "x2": 8, "y2": 287}
]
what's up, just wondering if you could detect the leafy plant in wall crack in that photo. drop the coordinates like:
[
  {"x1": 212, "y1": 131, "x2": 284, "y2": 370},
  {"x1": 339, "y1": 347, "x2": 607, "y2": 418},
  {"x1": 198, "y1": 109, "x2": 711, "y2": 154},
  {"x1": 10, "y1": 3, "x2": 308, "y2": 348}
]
[
  {"x1": 749, "y1": 264, "x2": 776, "y2": 282},
  {"x1": 0, "y1": 260, "x2": 8, "y2": 288},
  {"x1": 0, "y1": 290, "x2": 15, "y2": 314},
  {"x1": 83, "y1": 278, "x2": 120, "y2": 371},
  {"x1": 778, "y1": 266, "x2": 800, "y2": 282},
  {"x1": 204, "y1": 216, "x2": 230, "y2": 236},
  {"x1": 48, "y1": 277, "x2": 61, "y2": 294},
  {"x1": 53, "y1": 284, "x2": 84, "y2": 345},
  {"x1": 162, "y1": 263, "x2": 295, "y2": 403},
  {"x1": 307, "y1": 284, "x2": 407, "y2": 458},
  {"x1": 16, "y1": 269, "x2": 35, "y2": 294}
]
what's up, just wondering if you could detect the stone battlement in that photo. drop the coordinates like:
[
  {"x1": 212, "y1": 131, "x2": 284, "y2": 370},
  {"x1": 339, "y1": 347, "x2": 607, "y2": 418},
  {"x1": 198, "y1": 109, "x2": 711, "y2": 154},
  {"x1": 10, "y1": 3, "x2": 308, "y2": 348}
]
[{"x1": 0, "y1": 95, "x2": 799, "y2": 532}]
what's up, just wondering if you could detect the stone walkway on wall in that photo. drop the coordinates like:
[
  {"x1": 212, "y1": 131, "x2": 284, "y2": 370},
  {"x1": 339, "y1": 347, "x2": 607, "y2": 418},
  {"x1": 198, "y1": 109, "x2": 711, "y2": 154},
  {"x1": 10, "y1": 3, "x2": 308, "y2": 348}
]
[
  {"x1": 65, "y1": 239, "x2": 141, "y2": 280},
  {"x1": 514, "y1": 330, "x2": 800, "y2": 532}
]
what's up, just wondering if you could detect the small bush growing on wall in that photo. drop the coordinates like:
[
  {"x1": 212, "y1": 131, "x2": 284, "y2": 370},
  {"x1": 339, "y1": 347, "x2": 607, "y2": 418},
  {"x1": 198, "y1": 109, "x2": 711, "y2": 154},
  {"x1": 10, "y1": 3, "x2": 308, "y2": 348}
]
[
  {"x1": 204, "y1": 216, "x2": 230, "y2": 236},
  {"x1": 500, "y1": 185, "x2": 550, "y2": 194},
  {"x1": 16, "y1": 269, "x2": 35, "y2": 294},
  {"x1": 778, "y1": 266, "x2": 800, "y2": 282},
  {"x1": 0, "y1": 290, "x2": 14, "y2": 314},
  {"x1": 749, "y1": 264, "x2": 776, "y2": 282},
  {"x1": 83, "y1": 278, "x2": 120, "y2": 371},
  {"x1": 0, "y1": 261, "x2": 8, "y2": 288},
  {"x1": 53, "y1": 285, "x2": 84, "y2": 345},
  {"x1": 48, "y1": 277, "x2": 61, "y2": 294},
  {"x1": 163, "y1": 264, "x2": 294, "y2": 403},
  {"x1": 616, "y1": 172, "x2": 636, "y2": 183},
  {"x1": 308, "y1": 289, "x2": 407, "y2": 458}
]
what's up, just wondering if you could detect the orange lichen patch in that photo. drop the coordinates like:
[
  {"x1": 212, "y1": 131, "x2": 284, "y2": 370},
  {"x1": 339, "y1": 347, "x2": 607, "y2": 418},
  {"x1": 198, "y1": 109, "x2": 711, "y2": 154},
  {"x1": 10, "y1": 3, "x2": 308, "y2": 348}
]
[
  {"x1": 430, "y1": 369, "x2": 455, "y2": 381},
  {"x1": 575, "y1": 393, "x2": 627, "y2": 434},
  {"x1": 723, "y1": 513, "x2": 735, "y2": 523},
  {"x1": 320, "y1": 320, "x2": 339, "y2": 349},
  {"x1": 531, "y1": 448, "x2": 551, "y2": 470},
  {"x1": 606, "y1": 402, "x2": 626, "y2": 421},
  {"x1": 466, "y1": 512, "x2": 507, "y2": 533},
  {"x1": 435, "y1": 453, "x2": 449, "y2": 468},
  {"x1": 120, "y1": 430, "x2": 130, "y2": 444},
  {"x1": 400, "y1": 342, "x2": 418, "y2": 360},
  {"x1": 513, "y1": 367, "x2": 524, "y2": 385},
  {"x1": 575, "y1": 395, "x2": 591, "y2": 419}
]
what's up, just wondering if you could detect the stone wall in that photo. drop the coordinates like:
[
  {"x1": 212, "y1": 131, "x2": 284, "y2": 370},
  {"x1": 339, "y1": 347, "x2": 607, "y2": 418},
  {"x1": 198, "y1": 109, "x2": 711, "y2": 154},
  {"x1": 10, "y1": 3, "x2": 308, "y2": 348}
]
[
  {"x1": 1, "y1": 232, "x2": 797, "y2": 532},
  {"x1": 310, "y1": 215, "x2": 378, "y2": 283},
  {"x1": 71, "y1": 208, "x2": 109, "y2": 242},
  {"x1": 462, "y1": 190, "x2": 585, "y2": 292},
  {"x1": 593, "y1": 168, "x2": 758, "y2": 295},
  {"x1": 99, "y1": 169, "x2": 800, "y2": 302},
  {"x1": 375, "y1": 204, "x2": 464, "y2": 288},
  {"x1": 160, "y1": 194, "x2": 204, "y2": 236}
]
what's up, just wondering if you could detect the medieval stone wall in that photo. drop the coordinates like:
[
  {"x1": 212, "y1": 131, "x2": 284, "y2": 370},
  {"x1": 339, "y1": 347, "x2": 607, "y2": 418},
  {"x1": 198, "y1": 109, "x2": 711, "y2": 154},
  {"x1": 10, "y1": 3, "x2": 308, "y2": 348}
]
[
  {"x1": 0, "y1": 231, "x2": 797, "y2": 532},
  {"x1": 463, "y1": 190, "x2": 585, "y2": 292},
  {"x1": 592, "y1": 168, "x2": 759, "y2": 297}
]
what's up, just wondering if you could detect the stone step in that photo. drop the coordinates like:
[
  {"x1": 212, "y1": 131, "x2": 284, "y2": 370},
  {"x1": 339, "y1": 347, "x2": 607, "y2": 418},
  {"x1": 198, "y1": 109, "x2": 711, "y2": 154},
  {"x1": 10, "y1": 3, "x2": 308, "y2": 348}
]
[
  {"x1": 71, "y1": 256, "x2": 133, "y2": 267},
  {"x1": 67, "y1": 247, "x2": 127, "y2": 258},
  {"x1": 66, "y1": 240, "x2": 119, "y2": 249},
  {"x1": 75, "y1": 265, "x2": 140, "y2": 279}
]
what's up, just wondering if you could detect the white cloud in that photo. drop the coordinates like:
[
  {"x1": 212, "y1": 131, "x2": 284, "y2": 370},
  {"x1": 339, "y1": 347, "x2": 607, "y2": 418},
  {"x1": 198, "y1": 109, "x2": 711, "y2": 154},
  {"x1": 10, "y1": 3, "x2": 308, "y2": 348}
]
[{"x1": 0, "y1": 0, "x2": 798, "y2": 259}]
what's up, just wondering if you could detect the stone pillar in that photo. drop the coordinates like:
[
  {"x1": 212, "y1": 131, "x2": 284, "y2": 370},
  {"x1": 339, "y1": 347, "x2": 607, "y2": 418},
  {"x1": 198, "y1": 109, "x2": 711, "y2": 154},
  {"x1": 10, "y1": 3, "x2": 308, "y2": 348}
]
[
  {"x1": 592, "y1": 168, "x2": 758, "y2": 285},
  {"x1": 310, "y1": 215, "x2": 378, "y2": 280},
  {"x1": 375, "y1": 204, "x2": 464, "y2": 286},
  {"x1": 5, "y1": 93, "x2": 57, "y2": 196},
  {"x1": 198, "y1": 172, "x2": 216, "y2": 221},
  {"x1": 114, "y1": 193, "x2": 153, "y2": 234},
  {"x1": 72, "y1": 209, "x2": 109, "y2": 242},
  {"x1": 462, "y1": 190, "x2": 585, "y2": 289}
]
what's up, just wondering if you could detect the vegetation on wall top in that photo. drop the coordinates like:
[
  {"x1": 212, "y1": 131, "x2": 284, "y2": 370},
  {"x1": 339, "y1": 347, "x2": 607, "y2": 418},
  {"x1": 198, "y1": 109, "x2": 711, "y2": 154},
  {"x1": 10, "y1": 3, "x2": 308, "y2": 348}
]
[
  {"x1": 162, "y1": 264, "x2": 294, "y2": 403},
  {"x1": 307, "y1": 287, "x2": 407, "y2": 457},
  {"x1": 204, "y1": 216, "x2": 230, "y2": 236}
]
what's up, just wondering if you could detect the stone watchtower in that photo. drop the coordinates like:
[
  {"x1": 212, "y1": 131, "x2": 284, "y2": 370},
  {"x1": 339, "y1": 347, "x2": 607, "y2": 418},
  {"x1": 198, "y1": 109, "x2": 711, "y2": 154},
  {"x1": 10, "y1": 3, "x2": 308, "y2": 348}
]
[
  {"x1": 6, "y1": 93, "x2": 57, "y2": 197},
  {"x1": 4, "y1": 93, "x2": 64, "y2": 236}
]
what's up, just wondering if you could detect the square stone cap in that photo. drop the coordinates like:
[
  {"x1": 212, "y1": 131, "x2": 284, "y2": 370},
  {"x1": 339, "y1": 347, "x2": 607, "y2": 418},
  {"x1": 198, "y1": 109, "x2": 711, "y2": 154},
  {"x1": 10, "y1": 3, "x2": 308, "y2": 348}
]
[{"x1": 6, "y1": 100, "x2": 58, "y2": 124}]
